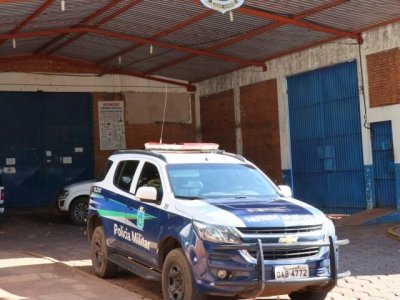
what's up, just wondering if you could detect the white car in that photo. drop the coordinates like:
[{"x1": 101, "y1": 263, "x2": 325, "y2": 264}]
[{"x1": 57, "y1": 180, "x2": 94, "y2": 225}]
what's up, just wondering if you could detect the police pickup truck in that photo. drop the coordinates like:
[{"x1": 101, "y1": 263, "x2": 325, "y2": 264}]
[{"x1": 87, "y1": 143, "x2": 349, "y2": 300}]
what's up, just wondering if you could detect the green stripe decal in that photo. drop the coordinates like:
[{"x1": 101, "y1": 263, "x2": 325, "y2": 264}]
[{"x1": 98, "y1": 209, "x2": 126, "y2": 218}]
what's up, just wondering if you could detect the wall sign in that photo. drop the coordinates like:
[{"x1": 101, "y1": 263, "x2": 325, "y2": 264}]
[
  {"x1": 200, "y1": 0, "x2": 244, "y2": 13},
  {"x1": 98, "y1": 101, "x2": 126, "y2": 150}
]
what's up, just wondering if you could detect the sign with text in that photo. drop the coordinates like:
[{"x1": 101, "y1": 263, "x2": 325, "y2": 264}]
[{"x1": 98, "y1": 101, "x2": 126, "y2": 150}]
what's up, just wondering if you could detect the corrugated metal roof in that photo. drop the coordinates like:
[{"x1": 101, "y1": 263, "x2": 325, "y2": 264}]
[{"x1": 0, "y1": 0, "x2": 399, "y2": 88}]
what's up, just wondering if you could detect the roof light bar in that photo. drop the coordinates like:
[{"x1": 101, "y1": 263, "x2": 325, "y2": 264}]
[{"x1": 145, "y1": 142, "x2": 219, "y2": 151}]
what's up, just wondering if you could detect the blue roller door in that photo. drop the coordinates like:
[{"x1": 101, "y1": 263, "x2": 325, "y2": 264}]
[
  {"x1": 371, "y1": 121, "x2": 396, "y2": 208},
  {"x1": 0, "y1": 91, "x2": 94, "y2": 208},
  {"x1": 287, "y1": 61, "x2": 365, "y2": 213}
]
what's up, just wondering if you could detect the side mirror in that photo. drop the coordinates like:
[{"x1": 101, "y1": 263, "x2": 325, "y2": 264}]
[
  {"x1": 278, "y1": 185, "x2": 292, "y2": 198},
  {"x1": 136, "y1": 186, "x2": 158, "y2": 202}
]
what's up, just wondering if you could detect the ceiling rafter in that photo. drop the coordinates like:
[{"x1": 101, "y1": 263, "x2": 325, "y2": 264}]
[
  {"x1": 42, "y1": 54, "x2": 196, "y2": 91},
  {"x1": 34, "y1": 0, "x2": 126, "y2": 54},
  {"x1": 96, "y1": 9, "x2": 215, "y2": 74},
  {"x1": 0, "y1": 53, "x2": 195, "y2": 90},
  {"x1": 0, "y1": 27, "x2": 267, "y2": 69},
  {"x1": 145, "y1": 0, "x2": 350, "y2": 75},
  {"x1": 192, "y1": 36, "x2": 341, "y2": 83},
  {"x1": 237, "y1": 5, "x2": 362, "y2": 42},
  {"x1": 46, "y1": 0, "x2": 144, "y2": 55},
  {"x1": 0, "y1": 0, "x2": 55, "y2": 47}
]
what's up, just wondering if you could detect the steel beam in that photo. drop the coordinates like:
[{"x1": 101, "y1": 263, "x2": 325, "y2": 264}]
[
  {"x1": 145, "y1": 0, "x2": 351, "y2": 75},
  {"x1": 192, "y1": 36, "x2": 340, "y2": 83},
  {"x1": 0, "y1": 0, "x2": 55, "y2": 47},
  {"x1": 46, "y1": 0, "x2": 144, "y2": 55},
  {"x1": 96, "y1": 10, "x2": 214, "y2": 68},
  {"x1": 237, "y1": 6, "x2": 362, "y2": 42},
  {"x1": 34, "y1": 0, "x2": 126, "y2": 54},
  {"x1": 0, "y1": 27, "x2": 266, "y2": 69},
  {"x1": 0, "y1": 53, "x2": 195, "y2": 90}
]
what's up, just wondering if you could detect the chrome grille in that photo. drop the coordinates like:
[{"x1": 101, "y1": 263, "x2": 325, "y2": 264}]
[
  {"x1": 248, "y1": 247, "x2": 320, "y2": 260},
  {"x1": 237, "y1": 224, "x2": 322, "y2": 235}
]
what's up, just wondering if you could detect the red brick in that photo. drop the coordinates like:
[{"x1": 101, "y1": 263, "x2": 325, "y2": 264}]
[
  {"x1": 240, "y1": 80, "x2": 281, "y2": 183},
  {"x1": 200, "y1": 90, "x2": 236, "y2": 153},
  {"x1": 367, "y1": 48, "x2": 400, "y2": 107}
]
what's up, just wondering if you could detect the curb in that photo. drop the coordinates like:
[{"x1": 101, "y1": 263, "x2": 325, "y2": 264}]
[{"x1": 387, "y1": 224, "x2": 400, "y2": 241}]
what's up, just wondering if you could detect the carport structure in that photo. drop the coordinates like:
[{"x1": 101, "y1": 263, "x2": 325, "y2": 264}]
[
  {"x1": 1, "y1": 0, "x2": 400, "y2": 217},
  {"x1": 0, "y1": 0, "x2": 399, "y2": 90}
]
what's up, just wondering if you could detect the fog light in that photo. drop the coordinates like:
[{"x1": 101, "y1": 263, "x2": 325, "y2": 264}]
[{"x1": 217, "y1": 270, "x2": 228, "y2": 279}]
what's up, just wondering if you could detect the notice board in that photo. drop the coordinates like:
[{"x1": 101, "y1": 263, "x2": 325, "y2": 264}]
[{"x1": 98, "y1": 101, "x2": 126, "y2": 150}]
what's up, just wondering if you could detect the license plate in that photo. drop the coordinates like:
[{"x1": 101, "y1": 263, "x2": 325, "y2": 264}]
[{"x1": 274, "y1": 265, "x2": 309, "y2": 279}]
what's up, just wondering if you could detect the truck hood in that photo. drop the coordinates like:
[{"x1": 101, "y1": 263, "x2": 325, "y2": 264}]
[{"x1": 174, "y1": 197, "x2": 328, "y2": 228}]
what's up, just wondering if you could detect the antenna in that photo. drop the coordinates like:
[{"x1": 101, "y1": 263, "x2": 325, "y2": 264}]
[{"x1": 159, "y1": 84, "x2": 168, "y2": 143}]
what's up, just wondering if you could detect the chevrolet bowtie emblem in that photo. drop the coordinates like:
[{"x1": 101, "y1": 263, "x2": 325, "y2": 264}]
[{"x1": 279, "y1": 236, "x2": 298, "y2": 244}]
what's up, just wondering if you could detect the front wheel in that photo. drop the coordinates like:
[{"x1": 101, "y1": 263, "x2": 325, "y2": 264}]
[
  {"x1": 162, "y1": 249, "x2": 201, "y2": 300},
  {"x1": 289, "y1": 290, "x2": 328, "y2": 300},
  {"x1": 90, "y1": 226, "x2": 118, "y2": 278}
]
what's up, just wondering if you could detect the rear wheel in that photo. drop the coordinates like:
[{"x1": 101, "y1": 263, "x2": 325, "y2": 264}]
[
  {"x1": 69, "y1": 196, "x2": 89, "y2": 226},
  {"x1": 289, "y1": 291, "x2": 328, "y2": 300},
  {"x1": 90, "y1": 226, "x2": 118, "y2": 278},
  {"x1": 162, "y1": 249, "x2": 201, "y2": 300}
]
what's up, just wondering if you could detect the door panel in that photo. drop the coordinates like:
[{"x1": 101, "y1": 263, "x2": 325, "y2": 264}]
[
  {"x1": 287, "y1": 62, "x2": 365, "y2": 213},
  {"x1": 0, "y1": 92, "x2": 93, "y2": 207},
  {"x1": 371, "y1": 121, "x2": 396, "y2": 208}
]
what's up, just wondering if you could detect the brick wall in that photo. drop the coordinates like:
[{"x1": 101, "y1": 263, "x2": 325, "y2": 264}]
[
  {"x1": 92, "y1": 93, "x2": 197, "y2": 176},
  {"x1": 240, "y1": 80, "x2": 281, "y2": 183},
  {"x1": 367, "y1": 48, "x2": 400, "y2": 107},
  {"x1": 200, "y1": 90, "x2": 236, "y2": 153}
]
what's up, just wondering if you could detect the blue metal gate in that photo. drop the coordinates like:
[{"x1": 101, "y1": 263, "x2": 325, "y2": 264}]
[
  {"x1": 0, "y1": 92, "x2": 94, "y2": 208},
  {"x1": 287, "y1": 61, "x2": 365, "y2": 213},
  {"x1": 371, "y1": 121, "x2": 396, "y2": 208}
]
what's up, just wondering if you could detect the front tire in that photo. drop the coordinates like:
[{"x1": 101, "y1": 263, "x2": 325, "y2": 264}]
[
  {"x1": 162, "y1": 249, "x2": 201, "y2": 300},
  {"x1": 90, "y1": 226, "x2": 118, "y2": 278},
  {"x1": 289, "y1": 290, "x2": 328, "y2": 300},
  {"x1": 69, "y1": 196, "x2": 89, "y2": 226}
]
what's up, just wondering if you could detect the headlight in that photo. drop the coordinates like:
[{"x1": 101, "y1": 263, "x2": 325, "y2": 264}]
[
  {"x1": 323, "y1": 218, "x2": 336, "y2": 240},
  {"x1": 58, "y1": 189, "x2": 70, "y2": 199},
  {"x1": 192, "y1": 221, "x2": 241, "y2": 244}
]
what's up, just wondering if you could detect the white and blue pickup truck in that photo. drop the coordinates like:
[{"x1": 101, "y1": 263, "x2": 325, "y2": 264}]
[{"x1": 87, "y1": 143, "x2": 349, "y2": 300}]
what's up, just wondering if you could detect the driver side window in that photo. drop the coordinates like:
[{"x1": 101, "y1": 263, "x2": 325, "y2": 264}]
[
  {"x1": 136, "y1": 162, "x2": 163, "y2": 200},
  {"x1": 114, "y1": 160, "x2": 140, "y2": 192}
]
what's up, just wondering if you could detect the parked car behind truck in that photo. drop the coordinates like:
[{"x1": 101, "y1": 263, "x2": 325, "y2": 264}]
[
  {"x1": 87, "y1": 143, "x2": 349, "y2": 300},
  {"x1": 57, "y1": 180, "x2": 94, "y2": 225}
]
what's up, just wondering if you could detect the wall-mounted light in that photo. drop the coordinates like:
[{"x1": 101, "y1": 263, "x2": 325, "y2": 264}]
[
  {"x1": 12, "y1": 38, "x2": 16, "y2": 49},
  {"x1": 150, "y1": 44, "x2": 154, "y2": 55},
  {"x1": 118, "y1": 55, "x2": 122, "y2": 65},
  {"x1": 61, "y1": 0, "x2": 65, "y2": 11},
  {"x1": 229, "y1": 11, "x2": 234, "y2": 22}
]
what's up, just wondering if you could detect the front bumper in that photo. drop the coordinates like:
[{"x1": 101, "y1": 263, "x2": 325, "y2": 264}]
[{"x1": 211, "y1": 236, "x2": 350, "y2": 298}]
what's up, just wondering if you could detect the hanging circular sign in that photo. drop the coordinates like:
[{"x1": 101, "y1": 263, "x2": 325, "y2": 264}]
[{"x1": 200, "y1": 0, "x2": 245, "y2": 14}]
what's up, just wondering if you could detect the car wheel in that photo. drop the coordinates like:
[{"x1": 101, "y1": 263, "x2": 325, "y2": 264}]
[
  {"x1": 289, "y1": 290, "x2": 328, "y2": 300},
  {"x1": 90, "y1": 226, "x2": 118, "y2": 278},
  {"x1": 69, "y1": 196, "x2": 89, "y2": 226},
  {"x1": 162, "y1": 249, "x2": 201, "y2": 300}
]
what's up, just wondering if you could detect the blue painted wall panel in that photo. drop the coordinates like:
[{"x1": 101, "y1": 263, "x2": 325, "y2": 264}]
[
  {"x1": 0, "y1": 92, "x2": 94, "y2": 207},
  {"x1": 287, "y1": 61, "x2": 366, "y2": 213}
]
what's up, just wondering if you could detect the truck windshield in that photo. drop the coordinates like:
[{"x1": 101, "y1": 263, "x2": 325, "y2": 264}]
[{"x1": 166, "y1": 163, "x2": 279, "y2": 199}]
